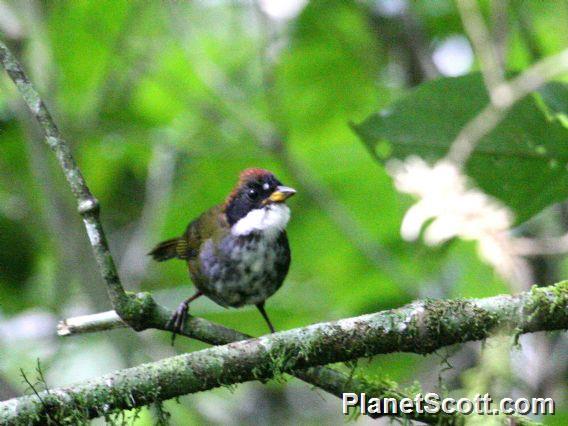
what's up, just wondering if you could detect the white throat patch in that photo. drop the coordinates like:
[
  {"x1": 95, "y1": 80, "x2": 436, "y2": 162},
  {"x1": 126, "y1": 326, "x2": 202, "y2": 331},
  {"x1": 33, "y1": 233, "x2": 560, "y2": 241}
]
[{"x1": 231, "y1": 204, "x2": 291, "y2": 238}]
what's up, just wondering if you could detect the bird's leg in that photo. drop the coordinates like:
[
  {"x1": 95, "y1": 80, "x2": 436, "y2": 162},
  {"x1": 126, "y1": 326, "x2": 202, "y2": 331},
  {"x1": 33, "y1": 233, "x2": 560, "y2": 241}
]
[
  {"x1": 168, "y1": 290, "x2": 203, "y2": 345},
  {"x1": 256, "y1": 302, "x2": 275, "y2": 334}
]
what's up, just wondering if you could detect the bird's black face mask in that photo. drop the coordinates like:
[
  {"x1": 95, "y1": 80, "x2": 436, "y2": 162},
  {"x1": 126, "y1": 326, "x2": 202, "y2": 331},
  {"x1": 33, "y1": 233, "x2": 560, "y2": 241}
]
[{"x1": 225, "y1": 174, "x2": 282, "y2": 225}]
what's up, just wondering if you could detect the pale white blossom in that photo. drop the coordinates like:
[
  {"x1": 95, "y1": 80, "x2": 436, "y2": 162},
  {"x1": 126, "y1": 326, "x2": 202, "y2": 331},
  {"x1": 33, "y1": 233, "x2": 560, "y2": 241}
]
[{"x1": 387, "y1": 156, "x2": 532, "y2": 290}]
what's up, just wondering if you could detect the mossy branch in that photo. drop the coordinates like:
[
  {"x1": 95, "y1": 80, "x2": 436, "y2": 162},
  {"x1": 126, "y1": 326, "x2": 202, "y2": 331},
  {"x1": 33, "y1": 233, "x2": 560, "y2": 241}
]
[
  {"x1": 56, "y1": 296, "x2": 454, "y2": 424},
  {"x1": 1, "y1": 282, "x2": 567, "y2": 424}
]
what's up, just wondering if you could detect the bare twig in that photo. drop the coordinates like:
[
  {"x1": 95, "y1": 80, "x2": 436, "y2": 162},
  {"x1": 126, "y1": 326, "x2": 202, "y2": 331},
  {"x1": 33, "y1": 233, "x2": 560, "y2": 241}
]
[
  {"x1": 456, "y1": 0, "x2": 505, "y2": 96},
  {"x1": 496, "y1": 48, "x2": 568, "y2": 106},
  {"x1": 446, "y1": 47, "x2": 568, "y2": 166},
  {"x1": 449, "y1": 0, "x2": 568, "y2": 166},
  {"x1": 513, "y1": 232, "x2": 568, "y2": 256},
  {"x1": 34, "y1": 360, "x2": 50, "y2": 396},
  {"x1": 57, "y1": 311, "x2": 128, "y2": 336},
  {"x1": 19, "y1": 369, "x2": 47, "y2": 415},
  {"x1": 0, "y1": 40, "x2": 129, "y2": 313}
]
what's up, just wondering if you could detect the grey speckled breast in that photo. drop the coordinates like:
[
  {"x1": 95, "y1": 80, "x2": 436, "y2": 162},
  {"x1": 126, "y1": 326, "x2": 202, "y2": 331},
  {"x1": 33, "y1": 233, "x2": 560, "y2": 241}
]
[{"x1": 195, "y1": 231, "x2": 290, "y2": 307}]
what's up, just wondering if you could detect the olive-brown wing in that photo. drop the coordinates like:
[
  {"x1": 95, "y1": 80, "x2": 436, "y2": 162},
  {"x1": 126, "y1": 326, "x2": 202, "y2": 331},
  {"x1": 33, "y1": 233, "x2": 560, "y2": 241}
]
[{"x1": 180, "y1": 204, "x2": 229, "y2": 261}]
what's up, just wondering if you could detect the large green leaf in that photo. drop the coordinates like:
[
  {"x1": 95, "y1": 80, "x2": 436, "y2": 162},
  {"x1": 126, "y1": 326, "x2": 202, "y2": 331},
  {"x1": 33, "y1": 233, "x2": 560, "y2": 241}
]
[
  {"x1": 538, "y1": 81, "x2": 568, "y2": 127},
  {"x1": 352, "y1": 74, "x2": 568, "y2": 224}
]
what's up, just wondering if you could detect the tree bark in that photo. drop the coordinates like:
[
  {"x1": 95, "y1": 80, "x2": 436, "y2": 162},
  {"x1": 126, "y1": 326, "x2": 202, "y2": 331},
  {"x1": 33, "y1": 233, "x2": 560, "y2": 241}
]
[{"x1": 1, "y1": 282, "x2": 566, "y2": 424}]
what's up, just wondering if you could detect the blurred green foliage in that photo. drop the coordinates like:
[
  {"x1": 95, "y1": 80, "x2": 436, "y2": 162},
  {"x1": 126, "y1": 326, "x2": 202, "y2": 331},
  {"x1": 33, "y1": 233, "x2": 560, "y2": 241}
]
[
  {"x1": 354, "y1": 75, "x2": 568, "y2": 224},
  {"x1": 0, "y1": 0, "x2": 567, "y2": 424}
]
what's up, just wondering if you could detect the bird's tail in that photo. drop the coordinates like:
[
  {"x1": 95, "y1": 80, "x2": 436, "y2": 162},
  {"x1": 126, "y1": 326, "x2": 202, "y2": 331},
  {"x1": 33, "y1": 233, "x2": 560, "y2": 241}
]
[{"x1": 148, "y1": 237, "x2": 182, "y2": 262}]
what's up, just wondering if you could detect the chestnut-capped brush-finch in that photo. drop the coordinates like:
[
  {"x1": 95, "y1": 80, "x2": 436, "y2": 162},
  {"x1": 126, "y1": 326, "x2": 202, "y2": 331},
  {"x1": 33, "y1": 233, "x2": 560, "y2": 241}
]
[{"x1": 149, "y1": 168, "x2": 296, "y2": 342}]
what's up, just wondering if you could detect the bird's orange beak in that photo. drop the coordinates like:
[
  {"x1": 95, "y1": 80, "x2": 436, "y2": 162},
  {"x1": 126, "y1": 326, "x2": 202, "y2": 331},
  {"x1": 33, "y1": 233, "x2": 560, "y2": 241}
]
[{"x1": 264, "y1": 185, "x2": 296, "y2": 205}]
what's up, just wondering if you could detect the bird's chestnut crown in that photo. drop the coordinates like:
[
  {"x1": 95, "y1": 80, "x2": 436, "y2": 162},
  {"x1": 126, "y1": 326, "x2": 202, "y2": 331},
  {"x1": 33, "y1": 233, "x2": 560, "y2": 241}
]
[{"x1": 225, "y1": 168, "x2": 296, "y2": 225}]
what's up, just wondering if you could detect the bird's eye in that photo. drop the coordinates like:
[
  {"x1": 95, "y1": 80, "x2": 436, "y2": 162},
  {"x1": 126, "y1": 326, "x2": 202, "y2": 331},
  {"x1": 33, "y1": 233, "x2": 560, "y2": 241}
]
[{"x1": 247, "y1": 188, "x2": 259, "y2": 199}]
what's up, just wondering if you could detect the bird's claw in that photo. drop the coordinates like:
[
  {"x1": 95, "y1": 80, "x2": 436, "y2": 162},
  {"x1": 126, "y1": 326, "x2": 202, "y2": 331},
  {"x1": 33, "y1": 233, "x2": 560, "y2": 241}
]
[{"x1": 167, "y1": 301, "x2": 189, "y2": 346}]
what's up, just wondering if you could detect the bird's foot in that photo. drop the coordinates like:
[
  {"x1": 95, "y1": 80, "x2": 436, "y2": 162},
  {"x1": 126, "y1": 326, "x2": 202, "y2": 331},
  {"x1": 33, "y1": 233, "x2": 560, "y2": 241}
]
[{"x1": 167, "y1": 301, "x2": 189, "y2": 346}]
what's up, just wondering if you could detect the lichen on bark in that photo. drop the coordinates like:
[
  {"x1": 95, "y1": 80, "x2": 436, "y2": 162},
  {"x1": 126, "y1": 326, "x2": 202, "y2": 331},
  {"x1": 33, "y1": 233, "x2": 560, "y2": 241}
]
[{"x1": 2, "y1": 282, "x2": 566, "y2": 425}]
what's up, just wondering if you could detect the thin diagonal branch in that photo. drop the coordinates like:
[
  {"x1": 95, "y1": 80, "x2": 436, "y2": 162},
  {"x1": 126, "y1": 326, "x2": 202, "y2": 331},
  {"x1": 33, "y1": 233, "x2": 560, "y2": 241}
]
[
  {"x1": 448, "y1": 1, "x2": 568, "y2": 166},
  {"x1": 446, "y1": 47, "x2": 568, "y2": 166},
  {"x1": 2, "y1": 282, "x2": 566, "y2": 424},
  {"x1": 456, "y1": 0, "x2": 505, "y2": 96},
  {"x1": 0, "y1": 40, "x2": 129, "y2": 313}
]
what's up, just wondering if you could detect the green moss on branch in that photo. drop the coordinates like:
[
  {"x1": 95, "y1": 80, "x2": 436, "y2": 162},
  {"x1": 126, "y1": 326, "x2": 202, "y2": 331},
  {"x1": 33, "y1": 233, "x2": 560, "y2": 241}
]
[{"x1": 2, "y1": 282, "x2": 566, "y2": 424}]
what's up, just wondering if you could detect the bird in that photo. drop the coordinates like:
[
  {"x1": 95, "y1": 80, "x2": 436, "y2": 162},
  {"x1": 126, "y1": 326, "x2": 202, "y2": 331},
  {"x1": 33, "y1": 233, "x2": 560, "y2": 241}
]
[{"x1": 149, "y1": 168, "x2": 296, "y2": 341}]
